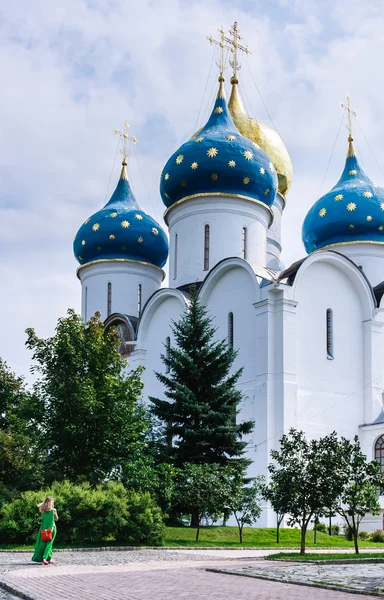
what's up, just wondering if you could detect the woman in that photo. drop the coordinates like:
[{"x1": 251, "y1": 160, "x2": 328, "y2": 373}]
[{"x1": 32, "y1": 496, "x2": 59, "y2": 565}]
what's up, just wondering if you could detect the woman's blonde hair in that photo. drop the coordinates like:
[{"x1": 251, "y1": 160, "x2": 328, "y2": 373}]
[{"x1": 38, "y1": 496, "x2": 54, "y2": 513}]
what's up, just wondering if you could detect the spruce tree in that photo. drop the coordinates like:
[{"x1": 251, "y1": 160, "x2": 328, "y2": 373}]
[{"x1": 150, "y1": 288, "x2": 253, "y2": 470}]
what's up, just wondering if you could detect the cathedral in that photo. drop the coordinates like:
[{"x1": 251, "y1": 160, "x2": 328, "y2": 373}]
[{"x1": 73, "y1": 30, "x2": 384, "y2": 528}]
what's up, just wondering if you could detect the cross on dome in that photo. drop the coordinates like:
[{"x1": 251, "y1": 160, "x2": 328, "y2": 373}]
[
  {"x1": 227, "y1": 22, "x2": 251, "y2": 80},
  {"x1": 340, "y1": 94, "x2": 357, "y2": 142},
  {"x1": 113, "y1": 121, "x2": 139, "y2": 165},
  {"x1": 207, "y1": 27, "x2": 231, "y2": 78}
]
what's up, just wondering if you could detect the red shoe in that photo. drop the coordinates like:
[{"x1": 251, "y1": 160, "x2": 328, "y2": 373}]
[
  {"x1": 49, "y1": 560, "x2": 55, "y2": 564},
  {"x1": 42, "y1": 559, "x2": 49, "y2": 565}
]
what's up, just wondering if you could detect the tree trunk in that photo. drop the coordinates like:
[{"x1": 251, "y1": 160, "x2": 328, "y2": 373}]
[
  {"x1": 352, "y1": 515, "x2": 359, "y2": 554},
  {"x1": 239, "y1": 526, "x2": 243, "y2": 544},
  {"x1": 300, "y1": 523, "x2": 307, "y2": 555},
  {"x1": 190, "y1": 510, "x2": 199, "y2": 527},
  {"x1": 276, "y1": 515, "x2": 280, "y2": 544},
  {"x1": 195, "y1": 524, "x2": 200, "y2": 542}
]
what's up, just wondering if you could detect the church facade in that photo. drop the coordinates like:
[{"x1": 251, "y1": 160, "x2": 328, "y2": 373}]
[{"x1": 73, "y1": 64, "x2": 384, "y2": 528}]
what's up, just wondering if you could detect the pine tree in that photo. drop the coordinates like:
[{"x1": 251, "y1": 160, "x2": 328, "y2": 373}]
[{"x1": 150, "y1": 287, "x2": 253, "y2": 470}]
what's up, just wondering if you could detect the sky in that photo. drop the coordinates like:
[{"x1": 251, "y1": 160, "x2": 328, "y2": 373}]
[{"x1": 1, "y1": 0, "x2": 384, "y2": 381}]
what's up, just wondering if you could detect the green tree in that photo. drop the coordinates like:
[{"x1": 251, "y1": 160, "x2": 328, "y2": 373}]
[
  {"x1": 175, "y1": 463, "x2": 230, "y2": 541},
  {"x1": 0, "y1": 359, "x2": 44, "y2": 501},
  {"x1": 267, "y1": 429, "x2": 344, "y2": 554},
  {"x1": 150, "y1": 288, "x2": 253, "y2": 470},
  {"x1": 337, "y1": 436, "x2": 384, "y2": 554},
  {"x1": 261, "y1": 480, "x2": 286, "y2": 544},
  {"x1": 228, "y1": 475, "x2": 264, "y2": 543},
  {"x1": 25, "y1": 310, "x2": 147, "y2": 485}
]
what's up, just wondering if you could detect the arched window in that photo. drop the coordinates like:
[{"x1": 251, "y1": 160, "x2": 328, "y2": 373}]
[
  {"x1": 228, "y1": 312, "x2": 234, "y2": 349},
  {"x1": 165, "y1": 336, "x2": 171, "y2": 374},
  {"x1": 326, "y1": 308, "x2": 334, "y2": 359},
  {"x1": 174, "y1": 233, "x2": 178, "y2": 280},
  {"x1": 84, "y1": 286, "x2": 88, "y2": 322},
  {"x1": 204, "y1": 224, "x2": 210, "y2": 271},
  {"x1": 137, "y1": 284, "x2": 142, "y2": 316},
  {"x1": 375, "y1": 435, "x2": 384, "y2": 474},
  {"x1": 242, "y1": 227, "x2": 247, "y2": 259},
  {"x1": 107, "y1": 282, "x2": 112, "y2": 317}
]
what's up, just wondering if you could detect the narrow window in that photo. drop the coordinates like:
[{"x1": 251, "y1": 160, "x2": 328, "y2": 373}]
[
  {"x1": 137, "y1": 284, "x2": 142, "y2": 316},
  {"x1": 326, "y1": 308, "x2": 333, "y2": 359},
  {"x1": 228, "y1": 312, "x2": 234, "y2": 349},
  {"x1": 375, "y1": 435, "x2": 384, "y2": 475},
  {"x1": 204, "y1": 224, "x2": 210, "y2": 271},
  {"x1": 165, "y1": 336, "x2": 171, "y2": 374},
  {"x1": 107, "y1": 282, "x2": 112, "y2": 317},
  {"x1": 173, "y1": 233, "x2": 178, "y2": 280},
  {"x1": 84, "y1": 286, "x2": 88, "y2": 322},
  {"x1": 242, "y1": 227, "x2": 247, "y2": 259}
]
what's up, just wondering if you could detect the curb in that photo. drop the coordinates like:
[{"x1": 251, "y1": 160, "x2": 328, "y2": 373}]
[
  {"x1": 267, "y1": 557, "x2": 384, "y2": 565},
  {"x1": 205, "y1": 568, "x2": 384, "y2": 597},
  {"x1": 0, "y1": 580, "x2": 35, "y2": 600}
]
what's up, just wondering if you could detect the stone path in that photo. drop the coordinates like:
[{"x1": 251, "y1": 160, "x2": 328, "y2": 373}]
[{"x1": 1, "y1": 549, "x2": 384, "y2": 599}]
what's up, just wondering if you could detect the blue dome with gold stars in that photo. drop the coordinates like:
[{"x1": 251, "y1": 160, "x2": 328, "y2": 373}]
[
  {"x1": 160, "y1": 78, "x2": 278, "y2": 211},
  {"x1": 74, "y1": 162, "x2": 169, "y2": 269},
  {"x1": 302, "y1": 138, "x2": 384, "y2": 253}
]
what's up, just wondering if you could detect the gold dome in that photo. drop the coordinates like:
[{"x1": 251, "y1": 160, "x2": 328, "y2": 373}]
[{"x1": 228, "y1": 78, "x2": 293, "y2": 199}]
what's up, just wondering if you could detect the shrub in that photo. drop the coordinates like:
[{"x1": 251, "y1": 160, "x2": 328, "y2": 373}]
[
  {"x1": 314, "y1": 522, "x2": 328, "y2": 533},
  {"x1": 370, "y1": 529, "x2": 384, "y2": 543},
  {"x1": 342, "y1": 523, "x2": 353, "y2": 541},
  {"x1": 331, "y1": 524, "x2": 340, "y2": 536},
  {"x1": 0, "y1": 481, "x2": 164, "y2": 546},
  {"x1": 358, "y1": 531, "x2": 369, "y2": 540}
]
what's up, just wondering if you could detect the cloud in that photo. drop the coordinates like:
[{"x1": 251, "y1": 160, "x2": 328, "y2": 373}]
[{"x1": 1, "y1": 0, "x2": 384, "y2": 379}]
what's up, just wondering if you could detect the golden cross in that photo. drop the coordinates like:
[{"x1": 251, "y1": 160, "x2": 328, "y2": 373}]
[
  {"x1": 207, "y1": 27, "x2": 231, "y2": 77},
  {"x1": 340, "y1": 94, "x2": 357, "y2": 140},
  {"x1": 113, "y1": 121, "x2": 138, "y2": 163},
  {"x1": 225, "y1": 22, "x2": 251, "y2": 79}
]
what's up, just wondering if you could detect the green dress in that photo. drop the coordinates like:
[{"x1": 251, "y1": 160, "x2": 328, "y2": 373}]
[{"x1": 32, "y1": 509, "x2": 57, "y2": 563}]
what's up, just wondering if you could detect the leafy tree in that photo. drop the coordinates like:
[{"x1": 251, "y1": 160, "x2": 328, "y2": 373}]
[
  {"x1": 0, "y1": 359, "x2": 44, "y2": 500},
  {"x1": 25, "y1": 310, "x2": 147, "y2": 485},
  {"x1": 267, "y1": 429, "x2": 344, "y2": 554},
  {"x1": 150, "y1": 288, "x2": 253, "y2": 471},
  {"x1": 228, "y1": 475, "x2": 264, "y2": 543},
  {"x1": 261, "y1": 480, "x2": 286, "y2": 544},
  {"x1": 175, "y1": 463, "x2": 230, "y2": 541},
  {"x1": 336, "y1": 436, "x2": 384, "y2": 554}
]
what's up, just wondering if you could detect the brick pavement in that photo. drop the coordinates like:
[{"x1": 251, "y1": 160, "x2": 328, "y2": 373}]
[{"x1": 2, "y1": 558, "x2": 384, "y2": 600}]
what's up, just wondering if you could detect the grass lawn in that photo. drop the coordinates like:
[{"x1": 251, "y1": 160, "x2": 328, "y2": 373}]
[
  {"x1": 163, "y1": 526, "x2": 384, "y2": 549},
  {"x1": 266, "y1": 552, "x2": 384, "y2": 561},
  {"x1": 2, "y1": 527, "x2": 384, "y2": 550}
]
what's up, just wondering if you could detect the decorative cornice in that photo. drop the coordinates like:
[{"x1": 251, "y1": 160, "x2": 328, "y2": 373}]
[
  {"x1": 76, "y1": 258, "x2": 165, "y2": 280},
  {"x1": 315, "y1": 240, "x2": 384, "y2": 252},
  {"x1": 163, "y1": 192, "x2": 274, "y2": 226}
]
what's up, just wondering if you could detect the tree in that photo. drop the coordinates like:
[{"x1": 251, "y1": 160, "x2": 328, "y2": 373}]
[
  {"x1": 175, "y1": 463, "x2": 230, "y2": 541},
  {"x1": 150, "y1": 288, "x2": 253, "y2": 471},
  {"x1": 0, "y1": 359, "x2": 44, "y2": 501},
  {"x1": 228, "y1": 475, "x2": 264, "y2": 543},
  {"x1": 267, "y1": 429, "x2": 345, "y2": 554},
  {"x1": 262, "y1": 480, "x2": 286, "y2": 544},
  {"x1": 25, "y1": 310, "x2": 147, "y2": 485},
  {"x1": 337, "y1": 436, "x2": 384, "y2": 554}
]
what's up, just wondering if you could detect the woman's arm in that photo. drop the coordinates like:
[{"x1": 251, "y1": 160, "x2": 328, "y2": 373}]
[{"x1": 53, "y1": 508, "x2": 59, "y2": 521}]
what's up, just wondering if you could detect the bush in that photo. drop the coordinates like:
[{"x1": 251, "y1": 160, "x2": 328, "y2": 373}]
[
  {"x1": 314, "y1": 522, "x2": 327, "y2": 533},
  {"x1": 358, "y1": 531, "x2": 369, "y2": 540},
  {"x1": 0, "y1": 481, "x2": 164, "y2": 546},
  {"x1": 342, "y1": 524, "x2": 353, "y2": 541},
  {"x1": 370, "y1": 529, "x2": 384, "y2": 543},
  {"x1": 331, "y1": 524, "x2": 340, "y2": 536}
]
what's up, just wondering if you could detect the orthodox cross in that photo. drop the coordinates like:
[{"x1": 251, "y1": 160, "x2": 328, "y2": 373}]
[
  {"x1": 113, "y1": 121, "x2": 138, "y2": 163},
  {"x1": 207, "y1": 27, "x2": 231, "y2": 77},
  {"x1": 226, "y1": 22, "x2": 251, "y2": 79},
  {"x1": 340, "y1": 94, "x2": 357, "y2": 141}
]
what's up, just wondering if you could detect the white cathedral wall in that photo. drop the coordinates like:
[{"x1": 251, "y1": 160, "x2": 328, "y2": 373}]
[
  {"x1": 266, "y1": 193, "x2": 284, "y2": 269},
  {"x1": 166, "y1": 196, "x2": 270, "y2": 288},
  {"x1": 293, "y1": 258, "x2": 368, "y2": 442},
  {"x1": 78, "y1": 260, "x2": 164, "y2": 322},
  {"x1": 333, "y1": 243, "x2": 384, "y2": 287}
]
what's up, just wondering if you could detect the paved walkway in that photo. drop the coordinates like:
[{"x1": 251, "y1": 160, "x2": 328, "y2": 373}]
[{"x1": 1, "y1": 549, "x2": 384, "y2": 599}]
